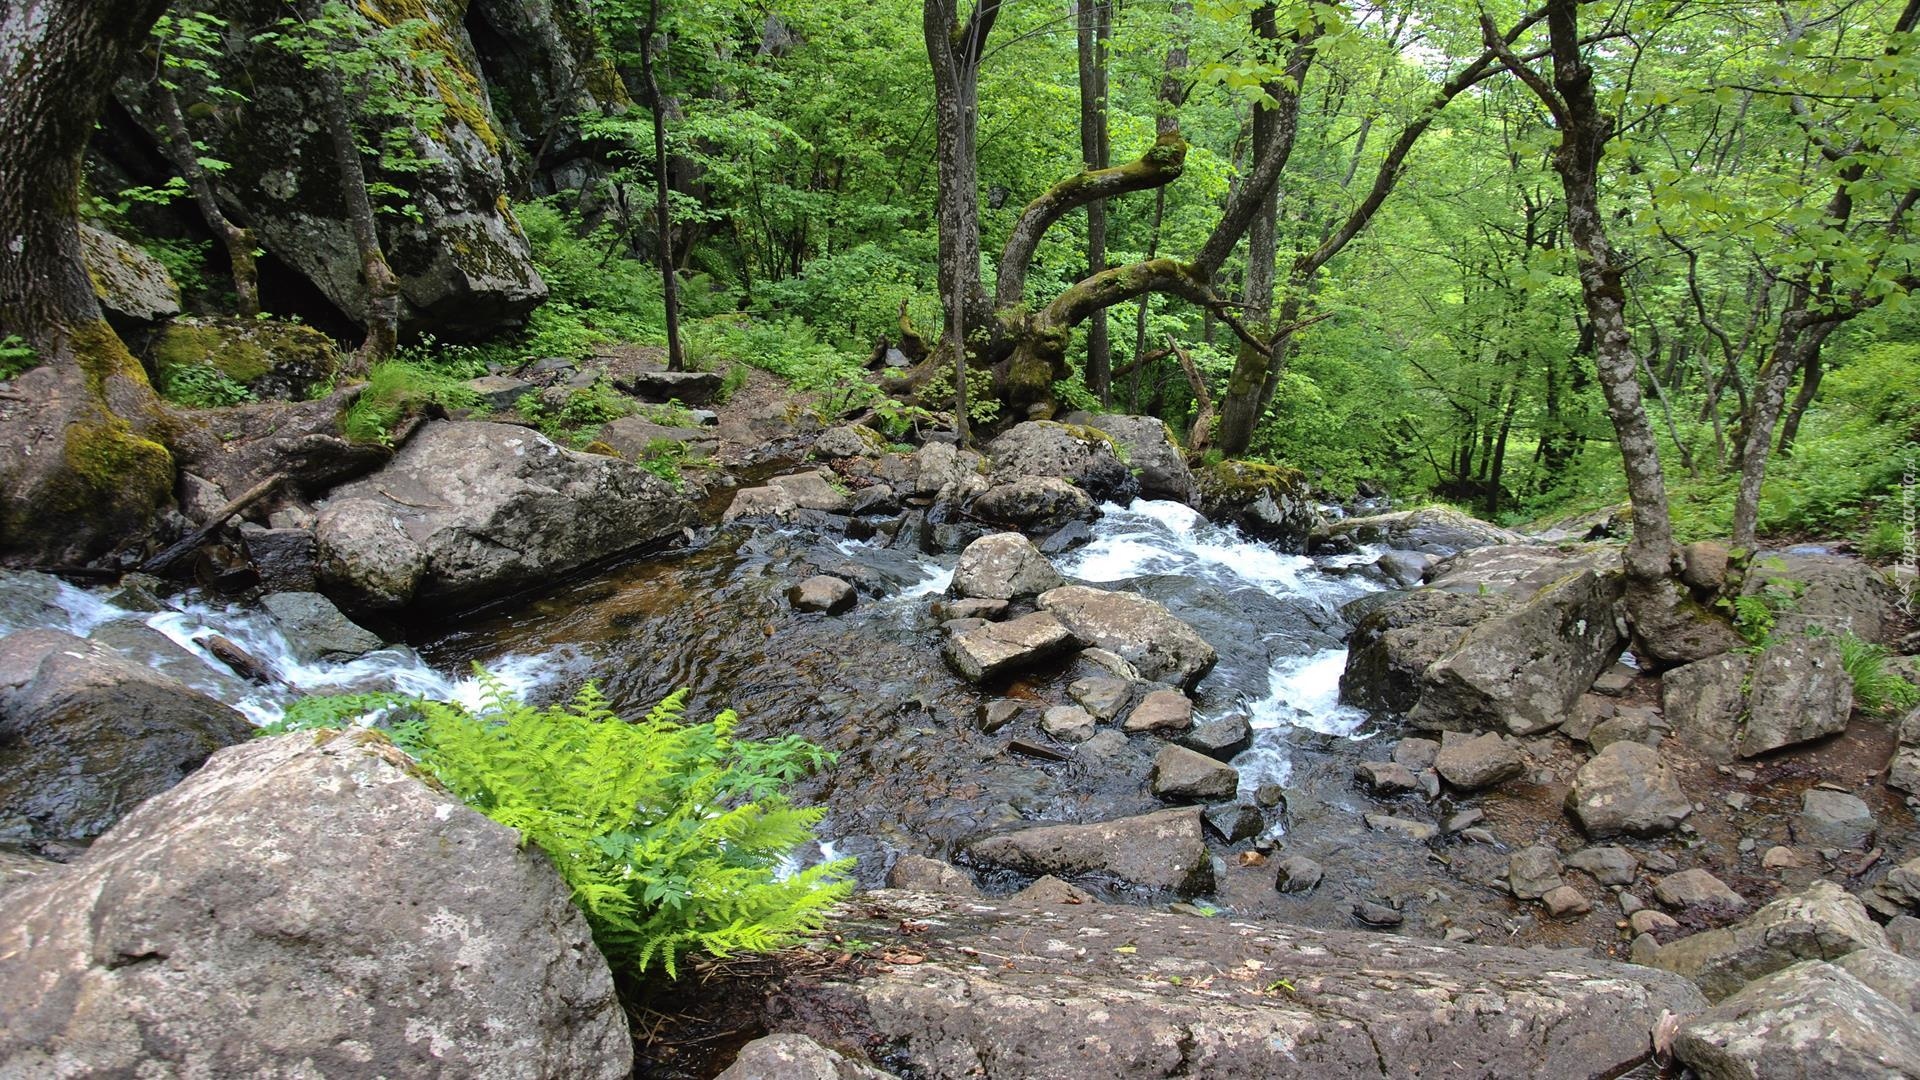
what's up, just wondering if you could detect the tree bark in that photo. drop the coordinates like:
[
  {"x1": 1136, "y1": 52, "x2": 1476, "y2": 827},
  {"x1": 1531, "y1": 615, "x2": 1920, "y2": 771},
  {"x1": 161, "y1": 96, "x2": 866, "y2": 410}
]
[
  {"x1": 153, "y1": 80, "x2": 260, "y2": 316},
  {"x1": 315, "y1": 62, "x2": 399, "y2": 376},
  {"x1": 641, "y1": 0, "x2": 684, "y2": 371},
  {"x1": 924, "y1": 0, "x2": 1000, "y2": 351},
  {"x1": 1076, "y1": 0, "x2": 1112, "y2": 402}
]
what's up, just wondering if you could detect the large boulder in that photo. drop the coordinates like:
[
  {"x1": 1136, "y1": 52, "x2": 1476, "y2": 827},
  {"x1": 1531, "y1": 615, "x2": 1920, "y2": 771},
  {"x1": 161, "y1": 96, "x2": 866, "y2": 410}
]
[
  {"x1": 1408, "y1": 568, "x2": 1624, "y2": 736},
  {"x1": 1565, "y1": 742, "x2": 1691, "y2": 838},
  {"x1": 984, "y1": 421, "x2": 1136, "y2": 503},
  {"x1": 1740, "y1": 636, "x2": 1852, "y2": 756},
  {"x1": 950, "y1": 533, "x2": 1063, "y2": 601},
  {"x1": 79, "y1": 223, "x2": 179, "y2": 325},
  {"x1": 0, "y1": 732, "x2": 630, "y2": 1076},
  {"x1": 1193, "y1": 460, "x2": 1318, "y2": 550},
  {"x1": 260, "y1": 591, "x2": 384, "y2": 664},
  {"x1": 315, "y1": 421, "x2": 693, "y2": 610},
  {"x1": 147, "y1": 316, "x2": 340, "y2": 402},
  {"x1": 1746, "y1": 551, "x2": 1901, "y2": 645},
  {"x1": 1322, "y1": 505, "x2": 1523, "y2": 555},
  {"x1": 770, "y1": 891, "x2": 1707, "y2": 1079},
  {"x1": 1623, "y1": 577, "x2": 1745, "y2": 670},
  {"x1": 964, "y1": 807, "x2": 1213, "y2": 896},
  {"x1": 1083, "y1": 414, "x2": 1195, "y2": 504},
  {"x1": 1037, "y1": 585, "x2": 1217, "y2": 688},
  {"x1": 1649, "y1": 880, "x2": 1890, "y2": 1001},
  {"x1": 111, "y1": 2, "x2": 546, "y2": 336},
  {"x1": 969, "y1": 476, "x2": 1097, "y2": 534},
  {"x1": 0, "y1": 629, "x2": 251, "y2": 846},
  {"x1": 1672, "y1": 959, "x2": 1920, "y2": 1079},
  {"x1": 1339, "y1": 590, "x2": 1502, "y2": 713},
  {"x1": 943, "y1": 612, "x2": 1076, "y2": 683}
]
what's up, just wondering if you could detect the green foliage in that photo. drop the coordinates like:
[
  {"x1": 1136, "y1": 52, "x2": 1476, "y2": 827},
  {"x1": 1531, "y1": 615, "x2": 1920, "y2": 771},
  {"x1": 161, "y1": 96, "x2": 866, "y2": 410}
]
[
  {"x1": 1732, "y1": 568, "x2": 1804, "y2": 646},
  {"x1": 636, "y1": 439, "x2": 689, "y2": 488},
  {"x1": 1838, "y1": 635, "x2": 1920, "y2": 717},
  {"x1": 517, "y1": 200, "x2": 666, "y2": 354},
  {"x1": 406, "y1": 678, "x2": 851, "y2": 977},
  {"x1": 158, "y1": 362, "x2": 256, "y2": 408},
  {"x1": 258, "y1": 691, "x2": 413, "y2": 736},
  {"x1": 343, "y1": 361, "x2": 486, "y2": 444},
  {"x1": 0, "y1": 335, "x2": 38, "y2": 381}
]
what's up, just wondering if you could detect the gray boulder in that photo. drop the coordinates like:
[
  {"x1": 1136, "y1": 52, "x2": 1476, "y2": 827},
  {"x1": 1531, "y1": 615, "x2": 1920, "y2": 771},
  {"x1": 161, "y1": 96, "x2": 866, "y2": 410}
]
[
  {"x1": 1567, "y1": 846, "x2": 1639, "y2": 886},
  {"x1": 1339, "y1": 590, "x2": 1503, "y2": 714},
  {"x1": 788, "y1": 576, "x2": 856, "y2": 614},
  {"x1": 1797, "y1": 789, "x2": 1875, "y2": 850},
  {"x1": 1122, "y1": 688, "x2": 1193, "y2": 735},
  {"x1": 79, "y1": 223, "x2": 179, "y2": 324},
  {"x1": 1834, "y1": 947, "x2": 1920, "y2": 1016},
  {"x1": 769, "y1": 470, "x2": 852, "y2": 513},
  {"x1": 260, "y1": 591, "x2": 384, "y2": 663},
  {"x1": 1180, "y1": 714, "x2": 1254, "y2": 761},
  {"x1": 1622, "y1": 577, "x2": 1746, "y2": 670},
  {"x1": 943, "y1": 613, "x2": 1075, "y2": 683},
  {"x1": 964, "y1": 807, "x2": 1213, "y2": 896},
  {"x1": 1654, "y1": 869, "x2": 1746, "y2": 912},
  {"x1": 885, "y1": 855, "x2": 980, "y2": 898},
  {"x1": 315, "y1": 422, "x2": 693, "y2": 610},
  {"x1": 1434, "y1": 730, "x2": 1525, "y2": 791},
  {"x1": 596, "y1": 416, "x2": 718, "y2": 461},
  {"x1": 1673, "y1": 960, "x2": 1920, "y2": 1079},
  {"x1": 811, "y1": 424, "x2": 885, "y2": 460},
  {"x1": 622, "y1": 370, "x2": 725, "y2": 405},
  {"x1": 969, "y1": 477, "x2": 1098, "y2": 533},
  {"x1": 1038, "y1": 585, "x2": 1216, "y2": 688},
  {"x1": 0, "y1": 630, "x2": 252, "y2": 845},
  {"x1": 1508, "y1": 844, "x2": 1566, "y2": 900},
  {"x1": 1409, "y1": 568, "x2": 1624, "y2": 736},
  {"x1": 716, "y1": 1034, "x2": 894, "y2": 1080},
  {"x1": 1741, "y1": 636, "x2": 1852, "y2": 757},
  {"x1": 1149, "y1": 744, "x2": 1238, "y2": 802},
  {"x1": 1039, "y1": 705, "x2": 1096, "y2": 743},
  {"x1": 770, "y1": 890, "x2": 1706, "y2": 1079},
  {"x1": 984, "y1": 421, "x2": 1136, "y2": 503},
  {"x1": 1661, "y1": 652, "x2": 1753, "y2": 761},
  {"x1": 1084, "y1": 415, "x2": 1195, "y2": 504},
  {"x1": 1566, "y1": 742, "x2": 1691, "y2": 838},
  {"x1": 1747, "y1": 551, "x2": 1901, "y2": 645},
  {"x1": 0, "y1": 733, "x2": 630, "y2": 1077},
  {"x1": 1193, "y1": 460, "x2": 1318, "y2": 550},
  {"x1": 1651, "y1": 881, "x2": 1891, "y2": 1001},
  {"x1": 950, "y1": 533, "x2": 1063, "y2": 601},
  {"x1": 1324, "y1": 505, "x2": 1523, "y2": 555}
]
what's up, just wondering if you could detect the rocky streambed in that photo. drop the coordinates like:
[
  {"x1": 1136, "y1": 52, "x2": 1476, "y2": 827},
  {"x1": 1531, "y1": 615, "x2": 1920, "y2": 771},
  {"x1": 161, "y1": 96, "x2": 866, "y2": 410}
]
[{"x1": 3, "y1": 412, "x2": 1919, "y2": 1078}]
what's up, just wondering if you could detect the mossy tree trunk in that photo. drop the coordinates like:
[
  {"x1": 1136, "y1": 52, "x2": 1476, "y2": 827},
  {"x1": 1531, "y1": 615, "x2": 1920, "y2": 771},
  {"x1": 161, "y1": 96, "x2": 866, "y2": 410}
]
[
  {"x1": 0, "y1": 0, "x2": 177, "y2": 565},
  {"x1": 1075, "y1": 0, "x2": 1112, "y2": 403},
  {"x1": 316, "y1": 61, "x2": 400, "y2": 377},
  {"x1": 640, "y1": 0, "x2": 685, "y2": 372}
]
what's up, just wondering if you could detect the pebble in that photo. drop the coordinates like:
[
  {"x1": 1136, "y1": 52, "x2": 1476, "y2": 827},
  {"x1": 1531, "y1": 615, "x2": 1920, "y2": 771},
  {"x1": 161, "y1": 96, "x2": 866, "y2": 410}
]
[{"x1": 1629, "y1": 909, "x2": 1680, "y2": 936}]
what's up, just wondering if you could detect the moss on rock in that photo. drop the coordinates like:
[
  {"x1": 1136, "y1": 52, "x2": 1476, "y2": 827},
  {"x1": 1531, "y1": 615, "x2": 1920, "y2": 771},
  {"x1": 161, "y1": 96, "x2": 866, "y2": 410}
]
[{"x1": 149, "y1": 317, "x2": 339, "y2": 400}]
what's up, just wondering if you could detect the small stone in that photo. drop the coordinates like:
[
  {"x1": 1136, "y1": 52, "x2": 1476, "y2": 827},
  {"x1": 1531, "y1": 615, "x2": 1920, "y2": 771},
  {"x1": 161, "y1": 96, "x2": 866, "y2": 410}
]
[
  {"x1": 1079, "y1": 730, "x2": 1131, "y2": 760},
  {"x1": 1460, "y1": 827, "x2": 1498, "y2": 845},
  {"x1": 935, "y1": 597, "x2": 1009, "y2": 622},
  {"x1": 979, "y1": 699, "x2": 1021, "y2": 734},
  {"x1": 1150, "y1": 744, "x2": 1239, "y2": 802},
  {"x1": 1541, "y1": 885, "x2": 1592, "y2": 918},
  {"x1": 1620, "y1": 893, "x2": 1646, "y2": 916},
  {"x1": 1365, "y1": 814, "x2": 1438, "y2": 842},
  {"x1": 1013, "y1": 875, "x2": 1096, "y2": 906},
  {"x1": 1254, "y1": 783, "x2": 1286, "y2": 809},
  {"x1": 1630, "y1": 909, "x2": 1680, "y2": 936},
  {"x1": 1591, "y1": 664, "x2": 1636, "y2": 697},
  {"x1": 1355, "y1": 761, "x2": 1422, "y2": 795},
  {"x1": 1275, "y1": 855, "x2": 1324, "y2": 894},
  {"x1": 1068, "y1": 673, "x2": 1133, "y2": 721},
  {"x1": 1434, "y1": 730, "x2": 1525, "y2": 791},
  {"x1": 1123, "y1": 689, "x2": 1194, "y2": 736},
  {"x1": 1443, "y1": 808, "x2": 1484, "y2": 834},
  {"x1": 1392, "y1": 737, "x2": 1440, "y2": 771},
  {"x1": 767, "y1": 470, "x2": 851, "y2": 513},
  {"x1": 1040, "y1": 705, "x2": 1096, "y2": 744},
  {"x1": 1443, "y1": 927, "x2": 1475, "y2": 943},
  {"x1": 1508, "y1": 845, "x2": 1566, "y2": 900},
  {"x1": 1566, "y1": 846, "x2": 1639, "y2": 886},
  {"x1": 1587, "y1": 711, "x2": 1652, "y2": 751},
  {"x1": 1629, "y1": 932, "x2": 1662, "y2": 965},
  {"x1": 885, "y1": 854, "x2": 981, "y2": 896},
  {"x1": 787, "y1": 575, "x2": 855, "y2": 613},
  {"x1": 1761, "y1": 845, "x2": 1807, "y2": 871},
  {"x1": 1642, "y1": 850, "x2": 1678, "y2": 873},
  {"x1": 1180, "y1": 714, "x2": 1253, "y2": 760},
  {"x1": 1797, "y1": 789, "x2": 1875, "y2": 850},
  {"x1": 1354, "y1": 901, "x2": 1403, "y2": 928},
  {"x1": 1887, "y1": 915, "x2": 1920, "y2": 958},
  {"x1": 1565, "y1": 742, "x2": 1691, "y2": 838},
  {"x1": 1202, "y1": 802, "x2": 1264, "y2": 843},
  {"x1": 1653, "y1": 868, "x2": 1745, "y2": 911}
]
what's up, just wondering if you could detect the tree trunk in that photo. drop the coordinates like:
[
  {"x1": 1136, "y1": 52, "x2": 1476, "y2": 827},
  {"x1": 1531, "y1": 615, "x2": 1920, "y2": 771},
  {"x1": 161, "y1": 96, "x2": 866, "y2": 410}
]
[
  {"x1": 924, "y1": 0, "x2": 998, "y2": 352},
  {"x1": 1076, "y1": 0, "x2": 1112, "y2": 403},
  {"x1": 1128, "y1": 2, "x2": 1188, "y2": 409},
  {"x1": 1731, "y1": 311, "x2": 1837, "y2": 549},
  {"x1": 0, "y1": 0, "x2": 175, "y2": 564},
  {"x1": 154, "y1": 81, "x2": 260, "y2": 317},
  {"x1": 642, "y1": 0, "x2": 684, "y2": 371},
  {"x1": 1775, "y1": 347, "x2": 1824, "y2": 457},
  {"x1": 316, "y1": 63, "x2": 399, "y2": 376}
]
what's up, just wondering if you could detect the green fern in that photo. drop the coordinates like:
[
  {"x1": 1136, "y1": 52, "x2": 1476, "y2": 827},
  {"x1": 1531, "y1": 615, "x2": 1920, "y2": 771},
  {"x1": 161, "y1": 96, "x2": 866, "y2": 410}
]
[{"x1": 395, "y1": 674, "x2": 852, "y2": 978}]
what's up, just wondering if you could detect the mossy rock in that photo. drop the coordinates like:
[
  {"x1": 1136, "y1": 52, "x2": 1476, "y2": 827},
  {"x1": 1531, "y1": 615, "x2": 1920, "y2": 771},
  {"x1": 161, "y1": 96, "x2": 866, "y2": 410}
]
[
  {"x1": 149, "y1": 317, "x2": 339, "y2": 401},
  {"x1": 1195, "y1": 460, "x2": 1307, "y2": 502}
]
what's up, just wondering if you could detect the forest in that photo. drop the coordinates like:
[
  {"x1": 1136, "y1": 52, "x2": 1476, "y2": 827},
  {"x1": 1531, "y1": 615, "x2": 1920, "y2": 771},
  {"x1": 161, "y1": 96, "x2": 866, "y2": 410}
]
[{"x1": 2, "y1": 0, "x2": 1920, "y2": 1076}]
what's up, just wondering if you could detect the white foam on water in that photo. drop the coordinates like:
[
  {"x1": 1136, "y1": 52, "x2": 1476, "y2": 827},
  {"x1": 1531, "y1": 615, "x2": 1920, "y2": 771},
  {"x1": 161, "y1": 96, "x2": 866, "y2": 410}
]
[
  {"x1": 1248, "y1": 648, "x2": 1369, "y2": 738},
  {"x1": 1063, "y1": 500, "x2": 1316, "y2": 598}
]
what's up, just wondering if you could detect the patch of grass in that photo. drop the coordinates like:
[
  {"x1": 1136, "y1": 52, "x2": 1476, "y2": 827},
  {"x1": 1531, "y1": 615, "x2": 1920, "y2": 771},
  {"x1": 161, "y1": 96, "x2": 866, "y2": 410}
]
[
  {"x1": 1839, "y1": 634, "x2": 1920, "y2": 717},
  {"x1": 343, "y1": 361, "x2": 486, "y2": 444},
  {"x1": 158, "y1": 362, "x2": 255, "y2": 408}
]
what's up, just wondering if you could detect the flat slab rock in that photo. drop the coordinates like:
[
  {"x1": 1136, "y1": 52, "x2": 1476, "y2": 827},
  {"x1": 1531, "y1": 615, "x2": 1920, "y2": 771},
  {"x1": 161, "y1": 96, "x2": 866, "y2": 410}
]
[
  {"x1": 1674, "y1": 958, "x2": 1920, "y2": 1080},
  {"x1": 774, "y1": 891, "x2": 1705, "y2": 1079}
]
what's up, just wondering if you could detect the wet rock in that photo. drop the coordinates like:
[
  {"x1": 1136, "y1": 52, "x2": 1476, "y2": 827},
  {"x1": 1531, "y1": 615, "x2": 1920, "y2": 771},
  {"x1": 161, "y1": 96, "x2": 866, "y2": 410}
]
[
  {"x1": 1566, "y1": 742, "x2": 1691, "y2": 838},
  {"x1": 949, "y1": 533, "x2": 1062, "y2": 601},
  {"x1": 969, "y1": 477, "x2": 1098, "y2": 533},
  {"x1": 978, "y1": 700, "x2": 1021, "y2": 734},
  {"x1": 1202, "y1": 801, "x2": 1265, "y2": 843},
  {"x1": 1075, "y1": 647, "x2": 1143, "y2": 682},
  {"x1": 0, "y1": 734, "x2": 630, "y2": 1077},
  {"x1": 1275, "y1": 855, "x2": 1325, "y2": 894},
  {"x1": 1631, "y1": 910, "x2": 1680, "y2": 936},
  {"x1": 1509, "y1": 845, "x2": 1566, "y2": 900},
  {"x1": 943, "y1": 612, "x2": 1075, "y2": 683},
  {"x1": 1085, "y1": 415, "x2": 1195, "y2": 505},
  {"x1": 849, "y1": 485, "x2": 900, "y2": 517},
  {"x1": 259, "y1": 591, "x2": 383, "y2": 664},
  {"x1": 1037, "y1": 519, "x2": 1095, "y2": 554},
  {"x1": 1797, "y1": 789, "x2": 1875, "y2": 850},
  {"x1": 811, "y1": 424, "x2": 885, "y2": 460},
  {"x1": 1011, "y1": 875, "x2": 1097, "y2": 906},
  {"x1": 1180, "y1": 714, "x2": 1254, "y2": 761},
  {"x1": 1324, "y1": 506, "x2": 1523, "y2": 555},
  {"x1": 1392, "y1": 736, "x2": 1440, "y2": 771},
  {"x1": 1673, "y1": 960, "x2": 1920, "y2": 1079},
  {"x1": 1833, "y1": 947, "x2": 1920, "y2": 1015},
  {"x1": 1040, "y1": 705, "x2": 1096, "y2": 744},
  {"x1": 1410, "y1": 569, "x2": 1624, "y2": 736},
  {"x1": 0, "y1": 630, "x2": 252, "y2": 846},
  {"x1": 965, "y1": 807, "x2": 1213, "y2": 896},
  {"x1": 1121, "y1": 688, "x2": 1193, "y2": 735},
  {"x1": 1654, "y1": 869, "x2": 1746, "y2": 912},
  {"x1": 0, "y1": 572, "x2": 71, "y2": 633},
  {"x1": 985, "y1": 421, "x2": 1136, "y2": 503},
  {"x1": 240, "y1": 525, "x2": 319, "y2": 593},
  {"x1": 1741, "y1": 636, "x2": 1852, "y2": 757},
  {"x1": 1746, "y1": 550, "x2": 1901, "y2": 645},
  {"x1": 79, "y1": 223, "x2": 179, "y2": 324},
  {"x1": 1375, "y1": 550, "x2": 1436, "y2": 589},
  {"x1": 1150, "y1": 744, "x2": 1238, "y2": 802},
  {"x1": 1541, "y1": 885, "x2": 1592, "y2": 919},
  {"x1": 1339, "y1": 590, "x2": 1502, "y2": 714},
  {"x1": 1356, "y1": 760, "x2": 1422, "y2": 795},
  {"x1": 769, "y1": 471, "x2": 852, "y2": 513},
  {"x1": 1567, "y1": 846, "x2": 1639, "y2": 886},
  {"x1": 1624, "y1": 577, "x2": 1746, "y2": 670},
  {"x1": 715, "y1": 1033, "x2": 893, "y2": 1080},
  {"x1": 1194, "y1": 461, "x2": 1318, "y2": 550},
  {"x1": 886, "y1": 855, "x2": 980, "y2": 897},
  {"x1": 622, "y1": 369, "x2": 723, "y2": 405},
  {"x1": 1365, "y1": 814, "x2": 1438, "y2": 842},
  {"x1": 1353, "y1": 900, "x2": 1405, "y2": 927},
  {"x1": 788, "y1": 576, "x2": 856, "y2": 614},
  {"x1": 316, "y1": 422, "x2": 693, "y2": 611},
  {"x1": 1434, "y1": 730, "x2": 1525, "y2": 791},
  {"x1": 1651, "y1": 881, "x2": 1890, "y2": 1000},
  {"x1": 1078, "y1": 729, "x2": 1132, "y2": 761},
  {"x1": 1038, "y1": 585, "x2": 1216, "y2": 688},
  {"x1": 1067, "y1": 673, "x2": 1132, "y2": 721},
  {"x1": 934, "y1": 598, "x2": 1008, "y2": 622}
]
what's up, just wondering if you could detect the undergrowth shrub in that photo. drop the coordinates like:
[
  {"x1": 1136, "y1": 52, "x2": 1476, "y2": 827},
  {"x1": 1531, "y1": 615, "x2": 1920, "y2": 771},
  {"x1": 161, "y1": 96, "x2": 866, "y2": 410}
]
[
  {"x1": 267, "y1": 676, "x2": 851, "y2": 977},
  {"x1": 343, "y1": 360, "x2": 485, "y2": 443},
  {"x1": 157, "y1": 362, "x2": 255, "y2": 408}
]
